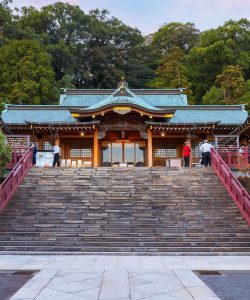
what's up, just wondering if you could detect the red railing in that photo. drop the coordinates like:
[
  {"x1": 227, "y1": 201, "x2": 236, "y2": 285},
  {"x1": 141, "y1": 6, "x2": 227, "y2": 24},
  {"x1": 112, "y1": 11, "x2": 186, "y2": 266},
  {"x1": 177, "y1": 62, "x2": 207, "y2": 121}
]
[
  {"x1": 217, "y1": 147, "x2": 249, "y2": 168},
  {"x1": 0, "y1": 147, "x2": 32, "y2": 213},
  {"x1": 6, "y1": 147, "x2": 30, "y2": 169},
  {"x1": 211, "y1": 148, "x2": 250, "y2": 226}
]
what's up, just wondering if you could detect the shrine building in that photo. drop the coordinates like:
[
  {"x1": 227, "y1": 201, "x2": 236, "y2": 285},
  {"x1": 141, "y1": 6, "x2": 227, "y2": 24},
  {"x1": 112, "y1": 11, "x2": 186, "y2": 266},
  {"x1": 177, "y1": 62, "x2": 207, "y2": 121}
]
[{"x1": 1, "y1": 80, "x2": 248, "y2": 167}]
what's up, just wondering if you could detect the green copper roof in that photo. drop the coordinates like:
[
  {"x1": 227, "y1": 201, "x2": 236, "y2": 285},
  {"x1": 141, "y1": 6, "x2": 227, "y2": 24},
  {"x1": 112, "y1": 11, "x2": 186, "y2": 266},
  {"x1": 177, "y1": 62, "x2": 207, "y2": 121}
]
[
  {"x1": 2, "y1": 105, "x2": 247, "y2": 126},
  {"x1": 59, "y1": 91, "x2": 188, "y2": 107},
  {"x1": 170, "y1": 108, "x2": 248, "y2": 125},
  {"x1": 85, "y1": 86, "x2": 161, "y2": 111},
  {"x1": 2, "y1": 107, "x2": 75, "y2": 124}
]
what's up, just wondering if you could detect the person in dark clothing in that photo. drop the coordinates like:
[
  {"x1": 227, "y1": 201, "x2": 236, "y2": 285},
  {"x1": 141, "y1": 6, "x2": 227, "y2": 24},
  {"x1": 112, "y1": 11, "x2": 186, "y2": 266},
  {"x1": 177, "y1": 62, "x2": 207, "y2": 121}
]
[
  {"x1": 31, "y1": 143, "x2": 37, "y2": 165},
  {"x1": 200, "y1": 140, "x2": 214, "y2": 167},
  {"x1": 183, "y1": 142, "x2": 191, "y2": 167}
]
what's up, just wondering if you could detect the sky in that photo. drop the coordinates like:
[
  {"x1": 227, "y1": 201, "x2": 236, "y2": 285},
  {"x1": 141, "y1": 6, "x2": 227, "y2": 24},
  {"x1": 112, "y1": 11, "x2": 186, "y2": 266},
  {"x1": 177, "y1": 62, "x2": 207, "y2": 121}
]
[{"x1": 10, "y1": 0, "x2": 250, "y2": 35}]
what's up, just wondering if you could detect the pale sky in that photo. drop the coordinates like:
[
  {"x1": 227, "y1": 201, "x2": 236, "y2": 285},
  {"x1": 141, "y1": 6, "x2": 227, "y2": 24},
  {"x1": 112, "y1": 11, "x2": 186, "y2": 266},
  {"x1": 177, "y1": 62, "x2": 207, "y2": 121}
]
[{"x1": 11, "y1": 0, "x2": 250, "y2": 35}]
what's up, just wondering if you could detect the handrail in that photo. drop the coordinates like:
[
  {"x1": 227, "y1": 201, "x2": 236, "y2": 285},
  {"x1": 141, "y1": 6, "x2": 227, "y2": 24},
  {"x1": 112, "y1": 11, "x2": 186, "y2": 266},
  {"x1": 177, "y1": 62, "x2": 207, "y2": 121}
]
[
  {"x1": 6, "y1": 150, "x2": 27, "y2": 169},
  {"x1": 217, "y1": 146, "x2": 249, "y2": 168},
  {"x1": 211, "y1": 148, "x2": 250, "y2": 226},
  {"x1": 0, "y1": 147, "x2": 32, "y2": 213}
]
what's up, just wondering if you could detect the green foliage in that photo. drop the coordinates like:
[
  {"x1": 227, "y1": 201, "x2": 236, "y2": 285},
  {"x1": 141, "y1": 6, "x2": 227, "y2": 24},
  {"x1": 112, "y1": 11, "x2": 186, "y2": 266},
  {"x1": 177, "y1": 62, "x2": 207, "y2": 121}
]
[
  {"x1": 0, "y1": 130, "x2": 11, "y2": 177},
  {"x1": 202, "y1": 86, "x2": 223, "y2": 104},
  {"x1": 240, "y1": 80, "x2": 250, "y2": 111},
  {"x1": 186, "y1": 41, "x2": 234, "y2": 102},
  {"x1": 216, "y1": 65, "x2": 246, "y2": 104},
  {"x1": 148, "y1": 46, "x2": 191, "y2": 90},
  {"x1": 0, "y1": 1, "x2": 250, "y2": 105},
  {"x1": 0, "y1": 39, "x2": 56, "y2": 104},
  {"x1": 15, "y1": 4, "x2": 153, "y2": 89},
  {"x1": 152, "y1": 22, "x2": 200, "y2": 55},
  {"x1": 186, "y1": 19, "x2": 250, "y2": 102},
  {"x1": 56, "y1": 74, "x2": 75, "y2": 90}
]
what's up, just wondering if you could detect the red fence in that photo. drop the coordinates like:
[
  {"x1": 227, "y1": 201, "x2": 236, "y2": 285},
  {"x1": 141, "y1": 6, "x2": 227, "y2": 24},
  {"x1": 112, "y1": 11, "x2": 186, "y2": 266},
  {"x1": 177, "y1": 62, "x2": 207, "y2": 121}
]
[
  {"x1": 211, "y1": 148, "x2": 250, "y2": 226},
  {"x1": 6, "y1": 147, "x2": 30, "y2": 169},
  {"x1": 0, "y1": 148, "x2": 32, "y2": 213},
  {"x1": 217, "y1": 147, "x2": 249, "y2": 168}
]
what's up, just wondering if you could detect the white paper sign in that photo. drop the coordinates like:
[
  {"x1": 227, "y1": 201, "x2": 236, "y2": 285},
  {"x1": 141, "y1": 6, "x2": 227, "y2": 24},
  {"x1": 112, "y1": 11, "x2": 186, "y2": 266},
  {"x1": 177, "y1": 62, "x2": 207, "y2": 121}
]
[
  {"x1": 169, "y1": 159, "x2": 182, "y2": 168},
  {"x1": 36, "y1": 151, "x2": 53, "y2": 167}
]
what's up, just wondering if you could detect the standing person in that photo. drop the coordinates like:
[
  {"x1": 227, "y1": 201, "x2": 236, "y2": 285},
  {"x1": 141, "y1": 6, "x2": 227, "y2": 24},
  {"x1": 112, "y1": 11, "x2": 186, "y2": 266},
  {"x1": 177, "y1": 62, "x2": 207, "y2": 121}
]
[
  {"x1": 200, "y1": 139, "x2": 214, "y2": 167},
  {"x1": 31, "y1": 143, "x2": 37, "y2": 165},
  {"x1": 183, "y1": 141, "x2": 191, "y2": 167},
  {"x1": 52, "y1": 143, "x2": 60, "y2": 167},
  {"x1": 200, "y1": 141, "x2": 205, "y2": 166}
]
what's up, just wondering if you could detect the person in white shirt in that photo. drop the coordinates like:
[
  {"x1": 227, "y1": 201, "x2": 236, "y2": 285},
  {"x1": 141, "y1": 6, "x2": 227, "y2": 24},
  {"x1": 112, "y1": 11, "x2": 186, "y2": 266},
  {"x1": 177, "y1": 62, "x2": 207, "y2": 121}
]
[
  {"x1": 52, "y1": 143, "x2": 60, "y2": 167},
  {"x1": 200, "y1": 139, "x2": 214, "y2": 167}
]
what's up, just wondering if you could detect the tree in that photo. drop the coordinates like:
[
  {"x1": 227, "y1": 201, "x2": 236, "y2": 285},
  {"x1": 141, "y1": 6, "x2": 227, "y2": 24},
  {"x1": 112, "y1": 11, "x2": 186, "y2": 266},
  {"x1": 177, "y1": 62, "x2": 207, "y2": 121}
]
[
  {"x1": 148, "y1": 46, "x2": 191, "y2": 89},
  {"x1": 151, "y1": 22, "x2": 200, "y2": 55},
  {"x1": 187, "y1": 19, "x2": 250, "y2": 102},
  {"x1": 0, "y1": 130, "x2": 11, "y2": 178},
  {"x1": 0, "y1": 39, "x2": 56, "y2": 104},
  {"x1": 70, "y1": 9, "x2": 153, "y2": 88},
  {"x1": 56, "y1": 74, "x2": 75, "y2": 89},
  {"x1": 186, "y1": 40, "x2": 234, "y2": 102},
  {"x1": 202, "y1": 86, "x2": 223, "y2": 104},
  {"x1": 16, "y1": 4, "x2": 153, "y2": 89},
  {"x1": 240, "y1": 80, "x2": 250, "y2": 111},
  {"x1": 0, "y1": 0, "x2": 13, "y2": 45},
  {"x1": 216, "y1": 65, "x2": 246, "y2": 104}
]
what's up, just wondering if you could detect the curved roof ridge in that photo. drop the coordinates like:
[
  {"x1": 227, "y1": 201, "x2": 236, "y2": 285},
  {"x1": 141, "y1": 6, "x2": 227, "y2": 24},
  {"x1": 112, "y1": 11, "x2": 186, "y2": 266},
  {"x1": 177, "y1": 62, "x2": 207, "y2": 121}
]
[{"x1": 85, "y1": 85, "x2": 161, "y2": 111}]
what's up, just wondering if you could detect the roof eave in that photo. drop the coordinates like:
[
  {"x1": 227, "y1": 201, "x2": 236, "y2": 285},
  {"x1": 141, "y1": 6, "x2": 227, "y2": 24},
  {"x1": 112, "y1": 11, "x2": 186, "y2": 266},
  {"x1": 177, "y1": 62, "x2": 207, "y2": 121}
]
[{"x1": 69, "y1": 104, "x2": 176, "y2": 116}]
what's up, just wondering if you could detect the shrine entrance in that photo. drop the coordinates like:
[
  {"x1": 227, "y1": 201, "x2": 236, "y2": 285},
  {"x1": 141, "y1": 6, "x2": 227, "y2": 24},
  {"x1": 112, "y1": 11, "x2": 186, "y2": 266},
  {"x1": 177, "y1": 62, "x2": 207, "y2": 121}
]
[{"x1": 101, "y1": 141, "x2": 145, "y2": 167}]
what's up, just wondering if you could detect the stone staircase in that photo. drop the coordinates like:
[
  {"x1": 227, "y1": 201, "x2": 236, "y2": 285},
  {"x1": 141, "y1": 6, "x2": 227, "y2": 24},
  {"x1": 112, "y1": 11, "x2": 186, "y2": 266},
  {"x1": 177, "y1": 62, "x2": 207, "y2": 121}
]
[{"x1": 0, "y1": 167, "x2": 249, "y2": 253}]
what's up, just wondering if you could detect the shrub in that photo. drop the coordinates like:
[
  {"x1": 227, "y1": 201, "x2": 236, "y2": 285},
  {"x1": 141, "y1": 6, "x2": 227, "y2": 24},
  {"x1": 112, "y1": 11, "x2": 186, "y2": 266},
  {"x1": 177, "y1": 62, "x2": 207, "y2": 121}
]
[{"x1": 0, "y1": 131, "x2": 11, "y2": 178}]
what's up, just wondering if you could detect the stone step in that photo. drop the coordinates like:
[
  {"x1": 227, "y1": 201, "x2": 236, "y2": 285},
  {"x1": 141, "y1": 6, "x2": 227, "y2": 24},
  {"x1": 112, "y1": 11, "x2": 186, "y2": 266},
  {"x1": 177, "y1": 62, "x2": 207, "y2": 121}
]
[
  {"x1": 0, "y1": 167, "x2": 249, "y2": 253},
  {"x1": 0, "y1": 245, "x2": 250, "y2": 253}
]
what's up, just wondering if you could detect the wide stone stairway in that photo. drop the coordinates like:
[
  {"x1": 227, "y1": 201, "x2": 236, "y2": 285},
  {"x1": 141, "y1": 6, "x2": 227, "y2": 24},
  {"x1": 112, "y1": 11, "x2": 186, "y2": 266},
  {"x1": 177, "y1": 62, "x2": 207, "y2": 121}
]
[{"x1": 0, "y1": 167, "x2": 249, "y2": 253}]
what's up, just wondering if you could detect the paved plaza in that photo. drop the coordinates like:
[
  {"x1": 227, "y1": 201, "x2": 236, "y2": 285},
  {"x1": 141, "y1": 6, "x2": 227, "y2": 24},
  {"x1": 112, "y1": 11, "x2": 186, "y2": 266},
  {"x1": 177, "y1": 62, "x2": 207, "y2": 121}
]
[{"x1": 0, "y1": 255, "x2": 250, "y2": 299}]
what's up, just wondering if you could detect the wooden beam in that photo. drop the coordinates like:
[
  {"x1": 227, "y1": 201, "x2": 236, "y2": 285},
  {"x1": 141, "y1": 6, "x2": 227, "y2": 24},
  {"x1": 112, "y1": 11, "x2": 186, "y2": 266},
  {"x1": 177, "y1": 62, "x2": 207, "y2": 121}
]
[{"x1": 147, "y1": 128, "x2": 153, "y2": 167}]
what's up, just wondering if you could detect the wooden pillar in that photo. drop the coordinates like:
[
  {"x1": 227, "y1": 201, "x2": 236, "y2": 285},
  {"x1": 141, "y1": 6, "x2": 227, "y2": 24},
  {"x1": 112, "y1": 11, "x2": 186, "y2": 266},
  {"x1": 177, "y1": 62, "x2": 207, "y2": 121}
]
[
  {"x1": 147, "y1": 128, "x2": 153, "y2": 167},
  {"x1": 55, "y1": 136, "x2": 60, "y2": 146},
  {"x1": 93, "y1": 129, "x2": 99, "y2": 167},
  {"x1": 38, "y1": 140, "x2": 43, "y2": 150}
]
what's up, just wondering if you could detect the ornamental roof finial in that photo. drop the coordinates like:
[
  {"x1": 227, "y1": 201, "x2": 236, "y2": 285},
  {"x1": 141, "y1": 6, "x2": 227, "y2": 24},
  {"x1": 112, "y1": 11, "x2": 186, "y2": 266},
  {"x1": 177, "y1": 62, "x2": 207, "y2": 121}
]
[{"x1": 118, "y1": 77, "x2": 128, "y2": 89}]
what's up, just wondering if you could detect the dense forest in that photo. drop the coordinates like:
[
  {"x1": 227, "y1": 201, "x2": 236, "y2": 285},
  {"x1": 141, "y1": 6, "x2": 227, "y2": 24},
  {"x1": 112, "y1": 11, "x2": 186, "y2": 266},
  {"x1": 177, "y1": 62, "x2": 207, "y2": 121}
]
[{"x1": 0, "y1": 0, "x2": 250, "y2": 108}]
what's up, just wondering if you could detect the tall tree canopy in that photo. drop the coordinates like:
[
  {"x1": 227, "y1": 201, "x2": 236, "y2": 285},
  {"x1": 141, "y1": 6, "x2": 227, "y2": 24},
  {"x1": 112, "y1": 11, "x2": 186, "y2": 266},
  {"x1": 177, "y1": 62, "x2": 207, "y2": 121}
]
[
  {"x1": 151, "y1": 22, "x2": 200, "y2": 55},
  {"x1": 216, "y1": 65, "x2": 246, "y2": 104},
  {"x1": 15, "y1": 3, "x2": 153, "y2": 89},
  {"x1": 0, "y1": 39, "x2": 56, "y2": 104},
  {"x1": 186, "y1": 19, "x2": 250, "y2": 102},
  {"x1": 148, "y1": 46, "x2": 190, "y2": 89},
  {"x1": 0, "y1": 1, "x2": 249, "y2": 106}
]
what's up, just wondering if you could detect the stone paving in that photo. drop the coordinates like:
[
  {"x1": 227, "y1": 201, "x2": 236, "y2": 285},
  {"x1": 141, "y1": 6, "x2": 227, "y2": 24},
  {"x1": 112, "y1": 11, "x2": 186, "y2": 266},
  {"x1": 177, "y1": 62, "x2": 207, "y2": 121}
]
[
  {"x1": 0, "y1": 255, "x2": 250, "y2": 299},
  {"x1": 197, "y1": 270, "x2": 250, "y2": 300}
]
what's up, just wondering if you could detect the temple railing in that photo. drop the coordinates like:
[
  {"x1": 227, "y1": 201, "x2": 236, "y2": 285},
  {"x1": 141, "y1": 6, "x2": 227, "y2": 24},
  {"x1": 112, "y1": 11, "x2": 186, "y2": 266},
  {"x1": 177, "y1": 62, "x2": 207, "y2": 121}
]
[
  {"x1": 211, "y1": 148, "x2": 250, "y2": 226},
  {"x1": 6, "y1": 147, "x2": 30, "y2": 169},
  {"x1": 217, "y1": 147, "x2": 249, "y2": 168},
  {"x1": 0, "y1": 147, "x2": 32, "y2": 213}
]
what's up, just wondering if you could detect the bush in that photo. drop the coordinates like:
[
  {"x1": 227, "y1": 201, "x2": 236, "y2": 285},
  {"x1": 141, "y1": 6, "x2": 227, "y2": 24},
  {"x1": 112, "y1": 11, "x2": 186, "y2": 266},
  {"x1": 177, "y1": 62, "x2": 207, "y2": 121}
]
[
  {"x1": 239, "y1": 177, "x2": 250, "y2": 195},
  {"x1": 0, "y1": 131, "x2": 11, "y2": 178}
]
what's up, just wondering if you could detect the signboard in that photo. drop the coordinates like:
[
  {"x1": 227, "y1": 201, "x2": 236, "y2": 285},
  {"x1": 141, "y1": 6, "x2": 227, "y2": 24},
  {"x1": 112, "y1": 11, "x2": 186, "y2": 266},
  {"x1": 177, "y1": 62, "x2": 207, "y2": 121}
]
[
  {"x1": 167, "y1": 159, "x2": 182, "y2": 168},
  {"x1": 36, "y1": 151, "x2": 53, "y2": 167}
]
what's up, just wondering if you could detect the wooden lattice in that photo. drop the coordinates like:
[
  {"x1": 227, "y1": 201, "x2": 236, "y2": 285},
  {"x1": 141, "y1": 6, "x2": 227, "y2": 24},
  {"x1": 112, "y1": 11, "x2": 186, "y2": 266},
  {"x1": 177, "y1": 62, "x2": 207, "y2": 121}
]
[
  {"x1": 215, "y1": 135, "x2": 239, "y2": 147},
  {"x1": 6, "y1": 135, "x2": 30, "y2": 149}
]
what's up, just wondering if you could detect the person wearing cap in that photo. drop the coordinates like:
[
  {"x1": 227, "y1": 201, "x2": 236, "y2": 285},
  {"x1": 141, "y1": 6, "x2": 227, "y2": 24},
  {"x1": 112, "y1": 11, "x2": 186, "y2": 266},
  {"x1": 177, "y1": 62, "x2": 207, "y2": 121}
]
[
  {"x1": 200, "y1": 139, "x2": 214, "y2": 167},
  {"x1": 183, "y1": 141, "x2": 191, "y2": 167}
]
